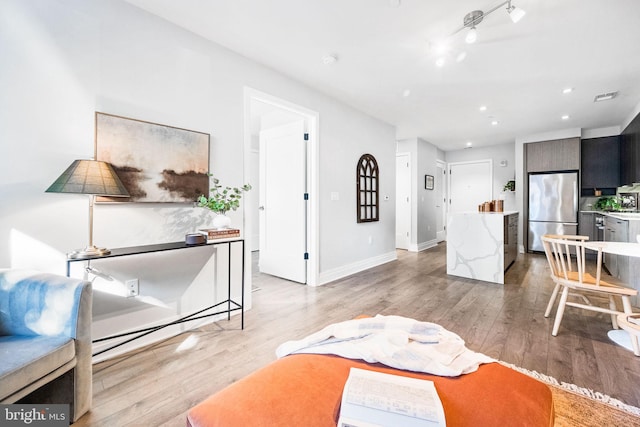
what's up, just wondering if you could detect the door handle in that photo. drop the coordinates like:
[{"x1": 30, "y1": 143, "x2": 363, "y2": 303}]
[{"x1": 259, "y1": 206, "x2": 265, "y2": 211}]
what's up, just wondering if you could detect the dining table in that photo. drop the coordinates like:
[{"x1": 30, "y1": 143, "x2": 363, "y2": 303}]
[{"x1": 583, "y1": 240, "x2": 640, "y2": 355}]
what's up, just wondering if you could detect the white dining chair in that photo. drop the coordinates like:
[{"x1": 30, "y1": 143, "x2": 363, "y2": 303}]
[{"x1": 541, "y1": 234, "x2": 638, "y2": 340}]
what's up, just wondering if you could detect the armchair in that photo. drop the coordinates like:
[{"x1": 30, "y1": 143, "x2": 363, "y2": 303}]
[{"x1": 0, "y1": 269, "x2": 92, "y2": 422}]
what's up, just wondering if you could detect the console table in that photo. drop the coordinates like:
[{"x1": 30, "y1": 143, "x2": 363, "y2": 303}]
[{"x1": 66, "y1": 239, "x2": 245, "y2": 357}]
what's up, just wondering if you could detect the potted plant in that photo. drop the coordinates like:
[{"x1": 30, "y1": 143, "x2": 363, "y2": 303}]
[
  {"x1": 197, "y1": 176, "x2": 252, "y2": 229},
  {"x1": 594, "y1": 196, "x2": 621, "y2": 212},
  {"x1": 503, "y1": 180, "x2": 515, "y2": 192}
]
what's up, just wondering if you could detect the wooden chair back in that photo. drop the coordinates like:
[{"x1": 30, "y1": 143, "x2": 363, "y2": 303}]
[{"x1": 541, "y1": 234, "x2": 590, "y2": 285}]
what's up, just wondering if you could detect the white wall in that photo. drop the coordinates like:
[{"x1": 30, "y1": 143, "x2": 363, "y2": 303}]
[
  {"x1": 445, "y1": 143, "x2": 517, "y2": 212},
  {"x1": 0, "y1": 0, "x2": 396, "y2": 357}
]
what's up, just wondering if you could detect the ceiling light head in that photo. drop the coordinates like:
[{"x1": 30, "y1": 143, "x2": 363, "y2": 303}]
[
  {"x1": 491, "y1": 120, "x2": 499, "y2": 126},
  {"x1": 507, "y1": 2, "x2": 526, "y2": 23},
  {"x1": 402, "y1": 89, "x2": 411, "y2": 98},
  {"x1": 594, "y1": 91, "x2": 618, "y2": 102},
  {"x1": 562, "y1": 87, "x2": 573, "y2": 94},
  {"x1": 465, "y1": 27, "x2": 478, "y2": 44},
  {"x1": 435, "y1": 57, "x2": 446, "y2": 67},
  {"x1": 561, "y1": 115, "x2": 570, "y2": 120},
  {"x1": 466, "y1": 141, "x2": 473, "y2": 148},
  {"x1": 479, "y1": 105, "x2": 487, "y2": 112}
]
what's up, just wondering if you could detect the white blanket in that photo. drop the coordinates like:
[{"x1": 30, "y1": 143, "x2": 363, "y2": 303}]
[{"x1": 275, "y1": 315, "x2": 494, "y2": 377}]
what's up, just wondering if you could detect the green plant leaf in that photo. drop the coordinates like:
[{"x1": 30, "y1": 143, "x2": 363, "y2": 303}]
[{"x1": 196, "y1": 176, "x2": 252, "y2": 214}]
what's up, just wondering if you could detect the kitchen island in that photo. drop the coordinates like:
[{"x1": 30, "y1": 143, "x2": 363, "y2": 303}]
[{"x1": 446, "y1": 211, "x2": 518, "y2": 284}]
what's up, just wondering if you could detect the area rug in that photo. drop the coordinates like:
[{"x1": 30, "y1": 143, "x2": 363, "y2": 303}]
[{"x1": 500, "y1": 361, "x2": 640, "y2": 426}]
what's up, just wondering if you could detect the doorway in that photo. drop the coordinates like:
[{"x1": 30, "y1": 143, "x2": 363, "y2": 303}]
[
  {"x1": 435, "y1": 160, "x2": 447, "y2": 242},
  {"x1": 448, "y1": 159, "x2": 493, "y2": 213},
  {"x1": 244, "y1": 88, "x2": 319, "y2": 285},
  {"x1": 396, "y1": 153, "x2": 411, "y2": 249}
]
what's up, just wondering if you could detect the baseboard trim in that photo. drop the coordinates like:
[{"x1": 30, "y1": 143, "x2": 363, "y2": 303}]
[
  {"x1": 409, "y1": 239, "x2": 438, "y2": 252},
  {"x1": 316, "y1": 251, "x2": 397, "y2": 286}
]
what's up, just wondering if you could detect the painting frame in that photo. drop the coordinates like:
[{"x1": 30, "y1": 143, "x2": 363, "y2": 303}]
[
  {"x1": 425, "y1": 174, "x2": 434, "y2": 190},
  {"x1": 94, "y1": 112, "x2": 210, "y2": 203}
]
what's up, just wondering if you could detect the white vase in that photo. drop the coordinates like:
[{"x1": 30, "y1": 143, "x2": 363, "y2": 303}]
[{"x1": 212, "y1": 213, "x2": 232, "y2": 230}]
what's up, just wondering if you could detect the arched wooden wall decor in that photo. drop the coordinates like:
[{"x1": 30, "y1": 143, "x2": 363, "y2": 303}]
[{"x1": 356, "y1": 153, "x2": 379, "y2": 223}]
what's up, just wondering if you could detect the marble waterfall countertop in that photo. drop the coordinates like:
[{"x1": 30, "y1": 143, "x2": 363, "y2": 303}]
[{"x1": 446, "y1": 211, "x2": 518, "y2": 285}]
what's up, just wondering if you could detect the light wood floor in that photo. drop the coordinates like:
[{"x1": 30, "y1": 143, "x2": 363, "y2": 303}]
[{"x1": 75, "y1": 244, "x2": 640, "y2": 426}]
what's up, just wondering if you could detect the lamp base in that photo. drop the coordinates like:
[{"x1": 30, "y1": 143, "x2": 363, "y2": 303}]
[{"x1": 67, "y1": 245, "x2": 112, "y2": 259}]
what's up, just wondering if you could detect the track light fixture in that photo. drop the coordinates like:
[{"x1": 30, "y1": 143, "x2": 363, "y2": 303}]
[
  {"x1": 454, "y1": 1, "x2": 525, "y2": 45},
  {"x1": 463, "y1": 10, "x2": 483, "y2": 44},
  {"x1": 435, "y1": 1, "x2": 525, "y2": 66}
]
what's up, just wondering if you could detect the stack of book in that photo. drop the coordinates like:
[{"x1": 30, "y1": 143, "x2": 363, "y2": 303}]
[{"x1": 200, "y1": 228, "x2": 241, "y2": 240}]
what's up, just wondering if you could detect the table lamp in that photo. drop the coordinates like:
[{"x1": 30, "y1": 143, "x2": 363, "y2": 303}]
[{"x1": 46, "y1": 159, "x2": 130, "y2": 258}]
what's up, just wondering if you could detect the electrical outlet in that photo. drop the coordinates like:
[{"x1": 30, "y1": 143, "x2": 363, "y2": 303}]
[{"x1": 125, "y1": 279, "x2": 139, "y2": 297}]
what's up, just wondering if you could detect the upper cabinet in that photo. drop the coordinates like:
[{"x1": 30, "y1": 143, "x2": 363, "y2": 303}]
[
  {"x1": 525, "y1": 137, "x2": 580, "y2": 172},
  {"x1": 581, "y1": 136, "x2": 620, "y2": 196},
  {"x1": 621, "y1": 112, "x2": 640, "y2": 185}
]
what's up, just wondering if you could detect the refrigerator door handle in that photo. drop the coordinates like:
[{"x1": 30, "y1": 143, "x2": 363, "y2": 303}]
[{"x1": 562, "y1": 223, "x2": 579, "y2": 226}]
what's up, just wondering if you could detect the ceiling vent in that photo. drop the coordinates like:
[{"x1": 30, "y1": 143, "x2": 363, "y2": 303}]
[{"x1": 594, "y1": 91, "x2": 618, "y2": 102}]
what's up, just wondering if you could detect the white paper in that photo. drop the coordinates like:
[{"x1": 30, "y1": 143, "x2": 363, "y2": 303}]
[{"x1": 337, "y1": 368, "x2": 446, "y2": 427}]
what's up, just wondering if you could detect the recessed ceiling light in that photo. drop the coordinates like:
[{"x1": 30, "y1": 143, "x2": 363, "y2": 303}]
[
  {"x1": 562, "y1": 87, "x2": 573, "y2": 94},
  {"x1": 465, "y1": 142, "x2": 473, "y2": 149},
  {"x1": 435, "y1": 57, "x2": 445, "y2": 67},
  {"x1": 561, "y1": 115, "x2": 570, "y2": 120},
  {"x1": 456, "y1": 51, "x2": 467, "y2": 62},
  {"x1": 389, "y1": 0, "x2": 401, "y2": 7},
  {"x1": 594, "y1": 91, "x2": 618, "y2": 102},
  {"x1": 322, "y1": 54, "x2": 337, "y2": 65},
  {"x1": 402, "y1": 89, "x2": 411, "y2": 98},
  {"x1": 479, "y1": 105, "x2": 487, "y2": 112},
  {"x1": 491, "y1": 120, "x2": 499, "y2": 126}
]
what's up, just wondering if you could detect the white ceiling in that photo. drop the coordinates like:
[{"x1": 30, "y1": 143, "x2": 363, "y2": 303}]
[{"x1": 123, "y1": 0, "x2": 640, "y2": 151}]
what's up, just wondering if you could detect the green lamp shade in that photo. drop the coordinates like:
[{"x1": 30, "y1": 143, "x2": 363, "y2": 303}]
[{"x1": 46, "y1": 159, "x2": 129, "y2": 197}]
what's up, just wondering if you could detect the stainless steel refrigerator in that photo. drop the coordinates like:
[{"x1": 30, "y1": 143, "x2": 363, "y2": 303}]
[{"x1": 528, "y1": 171, "x2": 579, "y2": 252}]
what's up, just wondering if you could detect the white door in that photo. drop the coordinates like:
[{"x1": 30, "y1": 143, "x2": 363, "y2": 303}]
[
  {"x1": 396, "y1": 153, "x2": 411, "y2": 249},
  {"x1": 449, "y1": 160, "x2": 493, "y2": 213},
  {"x1": 259, "y1": 120, "x2": 307, "y2": 283},
  {"x1": 435, "y1": 161, "x2": 446, "y2": 242}
]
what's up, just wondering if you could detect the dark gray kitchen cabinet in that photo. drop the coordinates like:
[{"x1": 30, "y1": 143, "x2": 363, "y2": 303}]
[
  {"x1": 579, "y1": 212, "x2": 595, "y2": 240},
  {"x1": 580, "y1": 136, "x2": 620, "y2": 196},
  {"x1": 621, "y1": 113, "x2": 640, "y2": 185},
  {"x1": 526, "y1": 137, "x2": 580, "y2": 172}
]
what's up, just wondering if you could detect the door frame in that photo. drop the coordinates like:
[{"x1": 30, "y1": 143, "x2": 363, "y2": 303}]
[
  {"x1": 243, "y1": 87, "x2": 319, "y2": 286},
  {"x1": 395, "y1": 152, "x2": 411, "y2": 249},
  {"x1": 436, "y1": 160, "x2": 447, "y2": 242}
]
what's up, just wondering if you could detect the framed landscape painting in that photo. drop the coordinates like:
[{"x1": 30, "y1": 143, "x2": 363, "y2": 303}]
[{"x1": 95, "y1": 112, "x2": 210, "y2": 203}]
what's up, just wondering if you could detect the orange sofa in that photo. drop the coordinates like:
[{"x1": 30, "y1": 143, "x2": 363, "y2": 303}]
[{"x1": 187, "y1": 353, "x2": 554, "y2": 427}]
